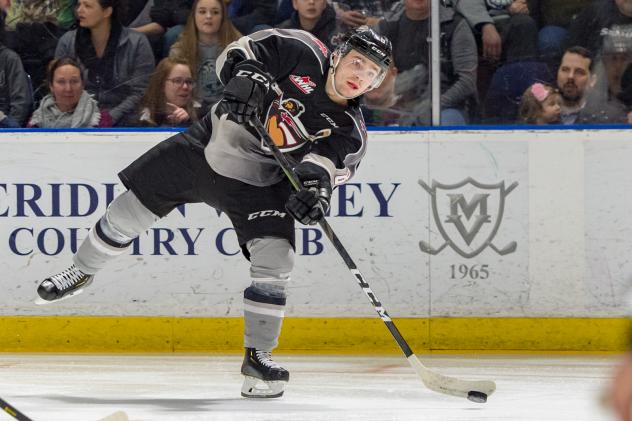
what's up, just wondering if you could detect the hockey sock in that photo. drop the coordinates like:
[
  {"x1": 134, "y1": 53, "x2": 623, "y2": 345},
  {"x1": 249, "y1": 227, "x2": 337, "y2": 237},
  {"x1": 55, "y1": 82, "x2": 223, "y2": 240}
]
[
  {"x1": 73, "y1": 190, "x2": 159, "y2": 274},
  {"x1": 243, "y1": 237, "x2": 294, "y2": 350}
]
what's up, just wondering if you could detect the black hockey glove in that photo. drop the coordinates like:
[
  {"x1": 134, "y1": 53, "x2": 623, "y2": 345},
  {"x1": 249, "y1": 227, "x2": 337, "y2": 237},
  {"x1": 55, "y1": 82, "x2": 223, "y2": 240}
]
[
  {"x1": 286, "y1": 162, "x2": 332, "y2": 225},
  {"x1": 220, "y1": 60, "x2": 271, "y2": 123}
]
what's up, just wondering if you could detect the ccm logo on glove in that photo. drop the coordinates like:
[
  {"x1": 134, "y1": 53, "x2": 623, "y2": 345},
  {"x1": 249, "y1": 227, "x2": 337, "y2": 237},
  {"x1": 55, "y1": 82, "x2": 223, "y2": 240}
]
[{"x1": 235, "y1": 70, "x2": 271, "y2": 90}]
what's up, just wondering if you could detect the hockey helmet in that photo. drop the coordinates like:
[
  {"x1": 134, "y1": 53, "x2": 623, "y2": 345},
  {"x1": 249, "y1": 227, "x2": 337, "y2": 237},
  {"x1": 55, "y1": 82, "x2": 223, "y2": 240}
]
[{"x1": 333, "y1": 26, "x2": 393, "y2": 89}]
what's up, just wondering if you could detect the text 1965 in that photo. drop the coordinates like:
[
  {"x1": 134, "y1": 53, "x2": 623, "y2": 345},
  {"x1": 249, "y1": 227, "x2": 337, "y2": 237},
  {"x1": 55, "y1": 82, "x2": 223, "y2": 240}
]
[{"x1": 450, "y1": 264, "x2": 489, "y2": 279}]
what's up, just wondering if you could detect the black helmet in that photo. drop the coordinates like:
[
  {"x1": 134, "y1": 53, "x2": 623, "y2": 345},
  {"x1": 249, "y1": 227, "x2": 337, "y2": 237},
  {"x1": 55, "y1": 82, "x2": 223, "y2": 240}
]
[{"x1": 337, "y1": 26, "x2": 392, "y2": 70}]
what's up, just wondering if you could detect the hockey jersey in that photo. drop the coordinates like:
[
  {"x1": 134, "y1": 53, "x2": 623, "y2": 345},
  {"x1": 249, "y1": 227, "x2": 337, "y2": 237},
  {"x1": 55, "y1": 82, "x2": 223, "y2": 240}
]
[{"x1": 200, "y1": 28, "x2": 368, "y2": 188}]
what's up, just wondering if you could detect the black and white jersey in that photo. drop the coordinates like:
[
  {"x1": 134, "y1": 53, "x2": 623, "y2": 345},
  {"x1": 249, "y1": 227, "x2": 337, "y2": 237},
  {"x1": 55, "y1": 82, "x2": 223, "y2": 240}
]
[{"x1": 203, "y1": 28, "x2": 368, "y2": 188}]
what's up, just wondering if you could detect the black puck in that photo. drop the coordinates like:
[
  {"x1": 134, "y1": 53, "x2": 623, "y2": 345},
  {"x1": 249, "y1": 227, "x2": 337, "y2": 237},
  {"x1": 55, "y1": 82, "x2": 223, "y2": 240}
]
[{"x1": 467, "y1": 391, "x2": 487, "y2": 403}]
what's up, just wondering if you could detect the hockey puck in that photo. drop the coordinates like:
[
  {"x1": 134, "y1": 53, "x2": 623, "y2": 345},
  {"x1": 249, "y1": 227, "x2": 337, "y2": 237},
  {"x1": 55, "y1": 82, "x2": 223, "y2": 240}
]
[{"x1": 467, "y1": 391, "x2": 487, "y2": 403}]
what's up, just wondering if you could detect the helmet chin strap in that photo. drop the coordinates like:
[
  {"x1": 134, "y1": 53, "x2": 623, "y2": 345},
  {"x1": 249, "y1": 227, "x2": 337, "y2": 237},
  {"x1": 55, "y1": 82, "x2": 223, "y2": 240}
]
[{"x1": 329, "y1": 54, "x2": 370, "y2": 100}]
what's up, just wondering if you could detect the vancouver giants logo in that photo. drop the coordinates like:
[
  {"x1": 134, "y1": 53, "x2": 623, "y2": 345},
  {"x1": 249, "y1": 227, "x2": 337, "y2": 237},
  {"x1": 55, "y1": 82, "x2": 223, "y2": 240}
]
[
  {"x1": 264, "y1": 96, "x2": 331, "y2": 151},
  {"x1": 290, "y1": 75, "x2": 316, "y2": 94}
]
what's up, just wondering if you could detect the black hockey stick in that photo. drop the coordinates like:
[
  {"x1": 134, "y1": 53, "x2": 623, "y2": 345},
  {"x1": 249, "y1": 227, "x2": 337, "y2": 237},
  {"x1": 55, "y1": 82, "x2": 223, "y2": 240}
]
[
  {"x1": 0, "y1": 397, "x2": 32, "y2": 421},
  {"x1": 249, "y1": 116, "x2": 496, "y2": 402}
]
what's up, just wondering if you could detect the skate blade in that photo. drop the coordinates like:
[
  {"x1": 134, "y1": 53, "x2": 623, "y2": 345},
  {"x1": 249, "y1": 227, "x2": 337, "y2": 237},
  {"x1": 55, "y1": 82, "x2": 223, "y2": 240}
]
[
  {"x1": 33, "y1": 288, "x2": 84, "y2": 305},
  {"x1": 241, "y1": 375, "x2": 286, "y2": 398}
]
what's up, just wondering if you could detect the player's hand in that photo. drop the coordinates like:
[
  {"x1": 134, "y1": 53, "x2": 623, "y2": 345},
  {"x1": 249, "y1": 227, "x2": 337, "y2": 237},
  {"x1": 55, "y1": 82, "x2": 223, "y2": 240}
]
[
  {"x1": 220, "y1": 60, "x2": 271, "y2": 123},
  {"x1": 286, "y1": 162, "x2": 332, "y2": 225},
  {"x1": 482, "y1": 23, "x2": 502, "y2": 61},
  {"x1": 340, "y1": 10, "x2": 368, "y2": 27}
]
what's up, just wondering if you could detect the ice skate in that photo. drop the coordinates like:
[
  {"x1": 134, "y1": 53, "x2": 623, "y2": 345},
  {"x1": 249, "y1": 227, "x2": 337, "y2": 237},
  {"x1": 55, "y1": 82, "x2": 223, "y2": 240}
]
[
  {"x1": 241, "y1": 348, "x2": 289, "y2": 398},
  {"x1": 35, "y1": 264, "x2": 94, "y2": 304}
]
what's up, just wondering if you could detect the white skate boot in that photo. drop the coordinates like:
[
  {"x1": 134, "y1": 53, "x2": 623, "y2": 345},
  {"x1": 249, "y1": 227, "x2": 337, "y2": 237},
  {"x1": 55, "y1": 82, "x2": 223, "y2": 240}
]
[
  {"x1": 35, "y1": 264, "x2": 94, "y2": 304},
  {"x1": 241, "y1": 348, "x2": 289, "y2": 398}
]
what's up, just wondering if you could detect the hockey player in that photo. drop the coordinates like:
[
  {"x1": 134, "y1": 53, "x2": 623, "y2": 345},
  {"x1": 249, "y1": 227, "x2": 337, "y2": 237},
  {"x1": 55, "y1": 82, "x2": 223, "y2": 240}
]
[{"x1": 35, "y1": 26, "x2": 392, "y2": 398}]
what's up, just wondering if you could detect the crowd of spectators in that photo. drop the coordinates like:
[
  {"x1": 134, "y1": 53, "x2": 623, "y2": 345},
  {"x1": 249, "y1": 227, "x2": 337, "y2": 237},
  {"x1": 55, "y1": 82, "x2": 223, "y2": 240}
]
[{"x1": 0, "y1": 0, "x2": 631, "y2": 128}]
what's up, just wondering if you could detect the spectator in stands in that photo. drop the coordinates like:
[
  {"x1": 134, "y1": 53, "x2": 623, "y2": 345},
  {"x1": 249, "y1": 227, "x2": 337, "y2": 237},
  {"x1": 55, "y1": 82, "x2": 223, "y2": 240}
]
[
  {"x1": 330, "y1": 0, "x2": 399, "y2": 47},
  {"x1": 169, "y1": 0, "x2": 240, "y2": 115},
  {"x1": 536, "y1": 0, "x2": 591, "y2": 67},
  {"x1": 556, "y1": 46, "x2": 596, "y2": 124},
  {"x1": 3, "y1": 0, "x2": 77, "y2": 99},
  {"x1": 567, "y1": 0, "x2": 632, "y2": 58},
  {"x1": 55, "y1": 0, "x2": 155, "y2": 127},
  {"x1": 518, "y1": 82, "x2": 561, "y2": 124},
  {"x1": 0, "y1": 8, "x2": 32, "y2": 127},
  {"x1": 277, "y1": 0, "x2": 337, "y2": 49},
  {"x1": 227, "y1": 0, "x2": 277, "y2": 34},
  {"x1": 618, "y1": 62, "x2": 632, "y2": 122},
  {"x1": 378, "y1": 0, "x2": 478, "y2": 125},
  {"x1": 455, "y1": 0, "x2": 539, "y2": 64},
  {"x1": 361, "y1": 58, "x2": 402, "y2": 125},
  {"x1": 577, "y1": 33, "x2": 631, "y2": 124},
  {"x1": 138, "y1": 57, "x2": 200, "y2": 127},
  {"x1": 132, "y1": 0, "x2": 193, "y2": 59},
  {"x1": 27, "y1": 57, "x2": 113, "y2": 128}
]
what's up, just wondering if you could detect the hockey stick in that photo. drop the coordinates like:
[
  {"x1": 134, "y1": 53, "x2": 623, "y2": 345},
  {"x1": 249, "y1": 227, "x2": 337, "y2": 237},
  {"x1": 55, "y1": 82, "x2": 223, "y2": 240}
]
[
  {"x1": 0, "y1": 395, "x2": 127, "y2": 421},
  {"x1": 0, "y1": 397, "x2": 32, "y2": 421},
  {"x1": 249, "y1": 116, "x2": 496, "y2": 402}
]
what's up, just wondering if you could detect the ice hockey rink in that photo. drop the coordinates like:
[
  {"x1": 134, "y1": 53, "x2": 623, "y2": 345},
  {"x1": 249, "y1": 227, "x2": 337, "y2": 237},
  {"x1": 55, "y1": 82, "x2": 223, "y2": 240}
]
[{"x1": 0, "y1": 352, "x2": 621, "y2": 421}]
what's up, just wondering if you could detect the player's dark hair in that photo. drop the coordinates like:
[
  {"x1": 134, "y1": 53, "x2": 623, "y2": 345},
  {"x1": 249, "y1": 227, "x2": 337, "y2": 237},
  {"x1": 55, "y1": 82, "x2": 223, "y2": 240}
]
[{"x1": 339, "y1": 26, "x2": 392, "y2": 69}]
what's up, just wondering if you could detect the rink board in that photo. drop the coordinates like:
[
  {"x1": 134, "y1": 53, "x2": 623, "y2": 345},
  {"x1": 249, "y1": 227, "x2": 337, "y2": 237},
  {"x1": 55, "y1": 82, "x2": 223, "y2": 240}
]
[{"x1": 0, "y1": 128, "x2": 631, "y2": 351}]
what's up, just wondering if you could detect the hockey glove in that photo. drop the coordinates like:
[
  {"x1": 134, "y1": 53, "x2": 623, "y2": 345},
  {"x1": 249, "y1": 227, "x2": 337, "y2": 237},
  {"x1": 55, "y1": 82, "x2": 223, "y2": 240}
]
[
  {"x1": 286, "y1": 162, "x2": 332, "y2": 225},
  {"x1": 220, "y1": 60, "x2": 271, "y2": 123}
]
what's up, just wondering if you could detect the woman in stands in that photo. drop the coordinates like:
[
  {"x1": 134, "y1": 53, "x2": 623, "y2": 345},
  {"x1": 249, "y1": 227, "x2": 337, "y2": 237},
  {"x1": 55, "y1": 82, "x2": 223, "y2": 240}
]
[
  {"x1": 137, "y1": 57, "x2": 200, "y2": 127},
  {"x1": 169, "y1": 0, "x2": 240, "y2": 115},
  {"x1": 28, "y1": 57, "x2": 112, "y2": 128},
  {"x1": 55, "y1": 0, "x2": 155, "y2": 126}
]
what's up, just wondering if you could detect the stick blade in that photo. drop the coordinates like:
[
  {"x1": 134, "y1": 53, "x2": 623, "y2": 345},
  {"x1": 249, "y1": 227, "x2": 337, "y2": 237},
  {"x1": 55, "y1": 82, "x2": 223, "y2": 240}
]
[
  {"x1": 96, "y1": 411, "x2": 129, "y2": 421},
  {"x1": 407, "y1": 354, "x2": 496, "y2": 402}
]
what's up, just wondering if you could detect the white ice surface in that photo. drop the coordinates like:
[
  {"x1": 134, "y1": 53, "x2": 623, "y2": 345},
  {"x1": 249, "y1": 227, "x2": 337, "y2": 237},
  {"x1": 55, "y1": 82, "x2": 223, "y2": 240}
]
[{"x1": 0, "y1": 353, "x2": 620, "y2": 420}]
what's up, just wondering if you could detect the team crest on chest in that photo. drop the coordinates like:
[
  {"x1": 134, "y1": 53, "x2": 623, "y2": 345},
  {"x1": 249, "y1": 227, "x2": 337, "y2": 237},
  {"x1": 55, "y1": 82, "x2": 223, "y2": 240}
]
[
  {"x1": 264, "y1": 96, "x2": 332, "y2": 152},
  {"x1": 290, "y1": 75, "x2": 316, "y2": 94}
]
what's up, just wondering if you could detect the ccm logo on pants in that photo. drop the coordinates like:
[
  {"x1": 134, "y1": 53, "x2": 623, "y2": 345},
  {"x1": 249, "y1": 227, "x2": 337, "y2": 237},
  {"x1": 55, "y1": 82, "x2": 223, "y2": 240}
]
[{"x1": 248, "y1": 210, "x2": 287, "y2": 220}]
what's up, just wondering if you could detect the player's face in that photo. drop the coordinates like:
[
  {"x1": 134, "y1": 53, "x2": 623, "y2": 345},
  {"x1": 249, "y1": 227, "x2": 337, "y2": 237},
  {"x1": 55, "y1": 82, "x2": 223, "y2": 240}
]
[
  {"x1": 538, "y1": 93, "x2": 561, "y2": 124},
  {"x1": 195, "y1": 0, "x2": 223, "y2": 38},
  {"x1": 292, "y1": 0, "x2": 327, "y2": 20},
  {"x1": 334, "y1": 50, "x2": 383, "y2": 98},
  {"x1": 50, "y1": 64, "x2": 84, "y2": 112},
  {"x1": 557, "y1": 52, "x2": 593, "y2": 103},
  {"x1": 164, "y1": 64, "x2": 194, "y2": 108},
  {"x1": 76, "y1": 0, "x2": 112, "y2": 29}
]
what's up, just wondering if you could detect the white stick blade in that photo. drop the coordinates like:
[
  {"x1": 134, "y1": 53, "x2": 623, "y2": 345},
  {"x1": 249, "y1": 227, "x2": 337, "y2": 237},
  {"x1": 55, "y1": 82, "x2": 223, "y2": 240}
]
[
  {"x1": 407, "y1": 354, "x2": 496, "y2": 401},
  {"x1": 96, "y1": 411, "x2": 129, "y2": 421}
]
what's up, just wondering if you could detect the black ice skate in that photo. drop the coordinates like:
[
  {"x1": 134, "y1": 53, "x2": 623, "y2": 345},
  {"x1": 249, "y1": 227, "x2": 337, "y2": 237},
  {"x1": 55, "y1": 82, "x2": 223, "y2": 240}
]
[
  {"x1": 35, "y1": 264, "x2": 94, "y2": 304},
  {"x1": 241, "y1": 348, "x2": 289, "y2": 398}
]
